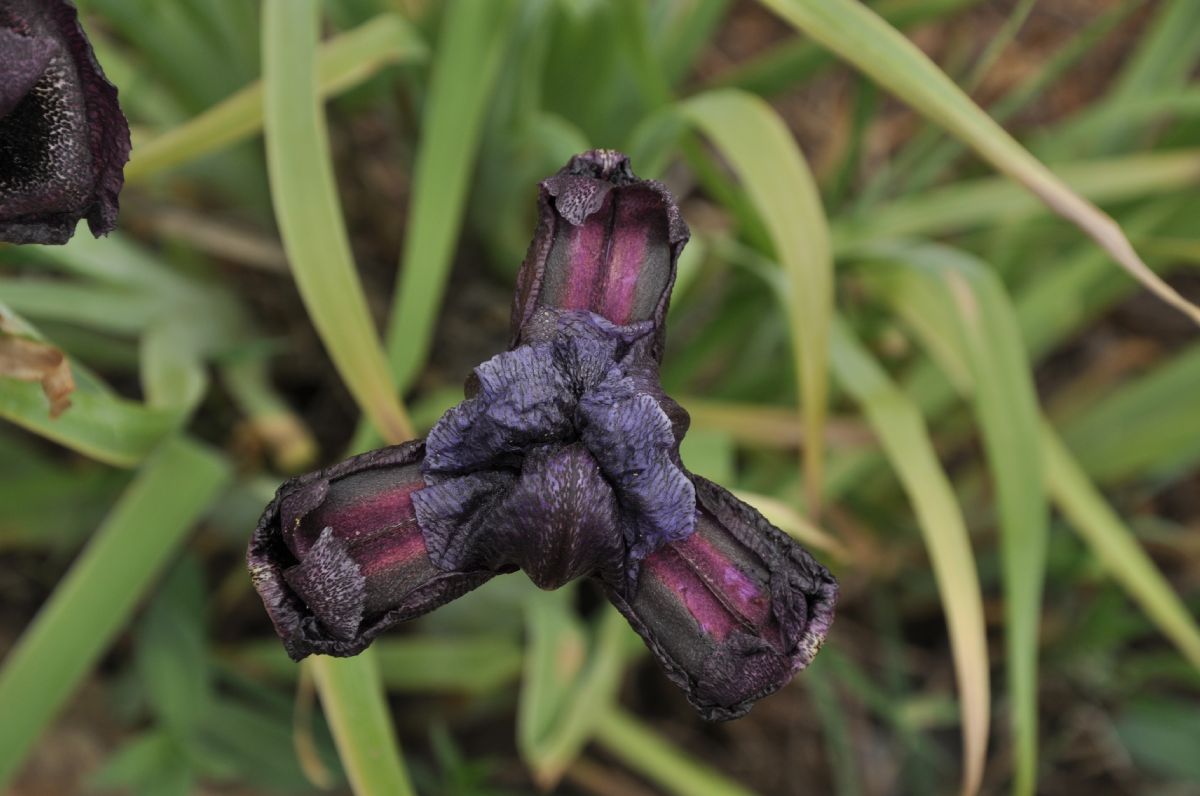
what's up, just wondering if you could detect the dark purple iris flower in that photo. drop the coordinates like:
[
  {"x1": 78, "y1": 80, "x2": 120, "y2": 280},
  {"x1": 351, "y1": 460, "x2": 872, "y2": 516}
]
[
  {"x1": 249, "y1": 150, "x2": 837, "y2": 720},
  {"x1": 0, "y1": 0, "x2": 130, "y2": 245}
]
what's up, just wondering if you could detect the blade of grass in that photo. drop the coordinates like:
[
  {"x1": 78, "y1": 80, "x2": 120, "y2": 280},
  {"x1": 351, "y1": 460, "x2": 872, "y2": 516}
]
[
  {"x1": 262, "y1": 5, "x2": 416, "y2": 793},
  {"x1": 1090, "y1": 0, "x2": 1200, "y2": 155},
  {"x1": 1042, "y1": 428, "x2": 1200, "y2": 669},
  {"x1": 712, "y1": 0, "x2": 985, "y2": 97},
  {"x1": 862, "y1": 243, "x2": 1048, "y2": 796},
  {"x1": 680, "y1": 88, "x2": 833, "y2": 511},
  {"x1": 960, "y1": 0, "x2": 1036, "y2": 94},
  {"x1": 308, "y1": 653, "x2": 415, "y2": 796},
  {"x1": 519, "y1": 599, "x2": 629, "y2": 788},
  {"x1": 0, "y1": 304, "x2": 179, "y2": 467},
  {"x1": 806, "y1": 654, "x2": 863, "y2": 796},
  {"x1": 230, "y1": 635, "x2": 523, "y2": 693},
  {"x1": 593, "y1": 707, "x2": 758, "y2": 796},
  {"x1": 0, "y1": 437, "x2": 228, "y2": 787},
  {"x1": 834, "y1": 149, "x2": 1200, "y2": 251},
  {"x1": 867, "y1": 0, "x2": 1140, "y2": 204},
  {"x1": 128, "y1": 13, "x2": 427, "y2": 180},
  {"x1": 1059, "y1": 343, "x2": 1200, "y2": 485},
  {"x1": 758, "y1": 0, "x2": 1200, "y2": 326},
  {"x1": 383, "y1": 0, "x2": 517, "y2": 393},
  {"x1": 262, "y1": 0, "x2": 412, "y2": 444},
  {"x1": 829, "y1": 321, "x2": 989, "y2": 796}
]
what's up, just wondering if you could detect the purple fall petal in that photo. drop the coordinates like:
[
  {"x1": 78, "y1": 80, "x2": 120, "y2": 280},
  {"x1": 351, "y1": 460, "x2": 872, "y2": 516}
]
[
  {"x1": 608, "y1": 476, "x2": 838, "y2": 721},
  {"x1": 0, "y1": 0, "x2": 130, "y2": 244},
  {"x1": 510, "y1": 149, "x2": 689, "y2": 359},
  {"x1": 248, "y1": 442, "x2": 496, "y2": 659}
]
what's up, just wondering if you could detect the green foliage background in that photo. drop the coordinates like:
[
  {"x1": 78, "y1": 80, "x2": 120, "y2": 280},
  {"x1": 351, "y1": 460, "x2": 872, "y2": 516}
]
[{"x1": 1, "y1": 1, "x2": 1199, "y2": 794}]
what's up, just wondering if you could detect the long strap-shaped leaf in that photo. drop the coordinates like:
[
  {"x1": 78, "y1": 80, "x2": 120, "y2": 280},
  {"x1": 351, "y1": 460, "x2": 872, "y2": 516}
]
[
  {"x1": 680, "y1": 89, "x2": 833, "y2": 510},
  {"x1": 518, "y1": 592, "x2": 628, "y2": 788},
  {"x1": 594, "y1": 708, "x2": 759, "y2": 796},
  {"x1": 128, "y1": 13, "x2": 428, "y2": 180},
  {"x1": 262, "y1": 4, "x2": 417, "y2": 794},
  {"x1": 1042, "y1": 429, "x2": 1200, "y2": 669},
  {"x1": 0, "y1": 437, "x2": 228, "y2": 787},
  {"x1": 384, "y1": 0, "x2": 517, "y2": 393},
  {"x1": 757, "y1": 0, "x2": 1200, "y2": 327},
  {"x1": 262, "y1": 0, "x2": 412, "y2": 445},
  {"x1": 863, "y1": 244, "x2": 1048, "y2": 796},
  {"x1": 309, "y1": 654, "x2": 415, "y2": 796},
  {"x1": 830, "y1": 322, "x2": 990, "y2": 796}
]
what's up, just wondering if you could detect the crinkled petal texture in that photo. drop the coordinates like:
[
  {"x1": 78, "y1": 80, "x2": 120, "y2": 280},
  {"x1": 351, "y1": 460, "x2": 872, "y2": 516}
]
[
  {"x1": 416, "y1": 309, "x2": 695, "y2": 590},
  {"x1": 609, "y1": 476, "x2": 838, "y2": 721},
  {"x1": 247, "y1": 150, "x2": 837, "y2": 720},
  {"x1": 248, "y1": 442, "x2": 496, "y2": 659},
  {"x1": 0, "y1": 0, "x2": 130, "y2": 244}
]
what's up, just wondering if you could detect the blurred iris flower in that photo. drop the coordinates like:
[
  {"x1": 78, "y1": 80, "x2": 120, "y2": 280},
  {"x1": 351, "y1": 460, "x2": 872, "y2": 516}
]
[
  {"x1": 0, "y1": 0, "x2": 129, "y2": 244},
  {"x1": 249, "y1": 150, "x2": 837, "y2": 720}
]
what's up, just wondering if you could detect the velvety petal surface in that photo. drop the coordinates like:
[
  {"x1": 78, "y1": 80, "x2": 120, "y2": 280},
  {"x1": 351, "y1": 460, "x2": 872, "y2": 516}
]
[
  {"x1": 0, "y1": 26, "x2": 55, "y2": 118},
  {"x1": 609, "y1": 476, "x2": 838, "y2": 721},
  {"x1": 510, "y1": 150, "x2": 689, "y2": 359},
  {"x1": 0, "y1": 0, "x2": 130, "y2": 244},
  {"x1": 248, "y1": 442, "x2": 496, "y2": 659}
]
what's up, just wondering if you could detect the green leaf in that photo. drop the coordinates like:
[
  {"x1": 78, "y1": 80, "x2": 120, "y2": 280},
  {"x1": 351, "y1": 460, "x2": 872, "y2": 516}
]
[
  {"x1": 1115, "y1": 699, "x2": 1200, "y2": 783},
  {"x1": 135, "y1": 557, "x2": 212, "y2": 737},
  {"x1": 862, "y1": 243, "x2": 1048, "y2": 796},
  {"x1": 1042, "y1": 430, "x2": 1200, "y2": 670},
  {"x1": 518, "y1": 590, "x2": 628, "y2": 788},
  {"x1": 229, "y1": 635, "x2": 523, "y2": 694},
  {"x1": 308, "y1": 652, "x2": 416, "y2": 796},
  {"x1": 383, "y1": 0, "x2": 518, "y2": 393},
  {"x1": 679, "y1": 88, "x2": 833, "y2": 508},
  {"x1": 829, "y1": 322, "x2": 990, "y2": 796},
  {"x1": 593, "y1": 708, "x2": 758, "y2": 796},
  {"x1": 758, "y1": 0, "x2": 1200, "y2": 328},
  {"x1": 1060, "y1": 344, "x2": 1200, "y2": 484},
  {"x1": 262, "y1": 0, "x2": 413, "y2": 443},
  {"x1": 834, "y1": 149, "x2": 1200, "y2": 251},
  {"x1": 0, "y1": 376, "x2": 179, "y2": 468},
  {"x1": 90, "y1": 731, "x2": 195, "y2": 796},
  {"x1": 128, "y1": 13, "x2": 427, "y2": 180},
  {"x1": 0, "y1": 437, "x2": 229, "y2": 787}
]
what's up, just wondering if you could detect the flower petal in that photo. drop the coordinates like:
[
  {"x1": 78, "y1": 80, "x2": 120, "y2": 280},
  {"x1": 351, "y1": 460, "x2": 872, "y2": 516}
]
[
  {"x1": 510, "y1": 150, "x2": 689, "y2": 357},
  {"x1": 0, "y1": 27, "x2": 56, "y2": 118},
  {"x1": 0, "y1": 0, "x2": 130, "y2": 244},
  {"x1": 248, "y1": 442, "x2": 497, "y2": 659},
  {"x1": 578, "y1": 368, "x2": 695, "y2": 571},
  {"x1": 607, "y1": 476, "x2": 838, "y2": 721}
]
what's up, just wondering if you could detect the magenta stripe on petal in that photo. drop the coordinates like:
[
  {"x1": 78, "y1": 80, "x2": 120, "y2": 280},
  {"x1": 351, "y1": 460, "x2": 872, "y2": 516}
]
[
  {"x1": 673, "y1": 531, "x2": 771, "y2": 628},
  {"x1": 562, "y1": 205, "x2": 610, "y2": 311},
  {"x1": 644, "y1": 546, "x2": 739, "y2": 640},
  {"x1": 354, "y1": 527, "x2": 428, "y2": 578},
  {"x1": 295, "y1": 469, "x2": 423, "y2": 554},
  {"x1": 600, "y1": 205, "x2": 650, "y2": 324}
]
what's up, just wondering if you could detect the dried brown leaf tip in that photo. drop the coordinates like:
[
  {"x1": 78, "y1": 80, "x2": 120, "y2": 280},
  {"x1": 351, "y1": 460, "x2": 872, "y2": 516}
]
[
  {"x1": 1, "y1": 0, "x2": 130, "y2": 244},
  {"x1": 0, "y1": 316, "x2": 75, "y2": 417},
  {"x1": 249, "y1": 151, "x2": 837, "y2": 720}
]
